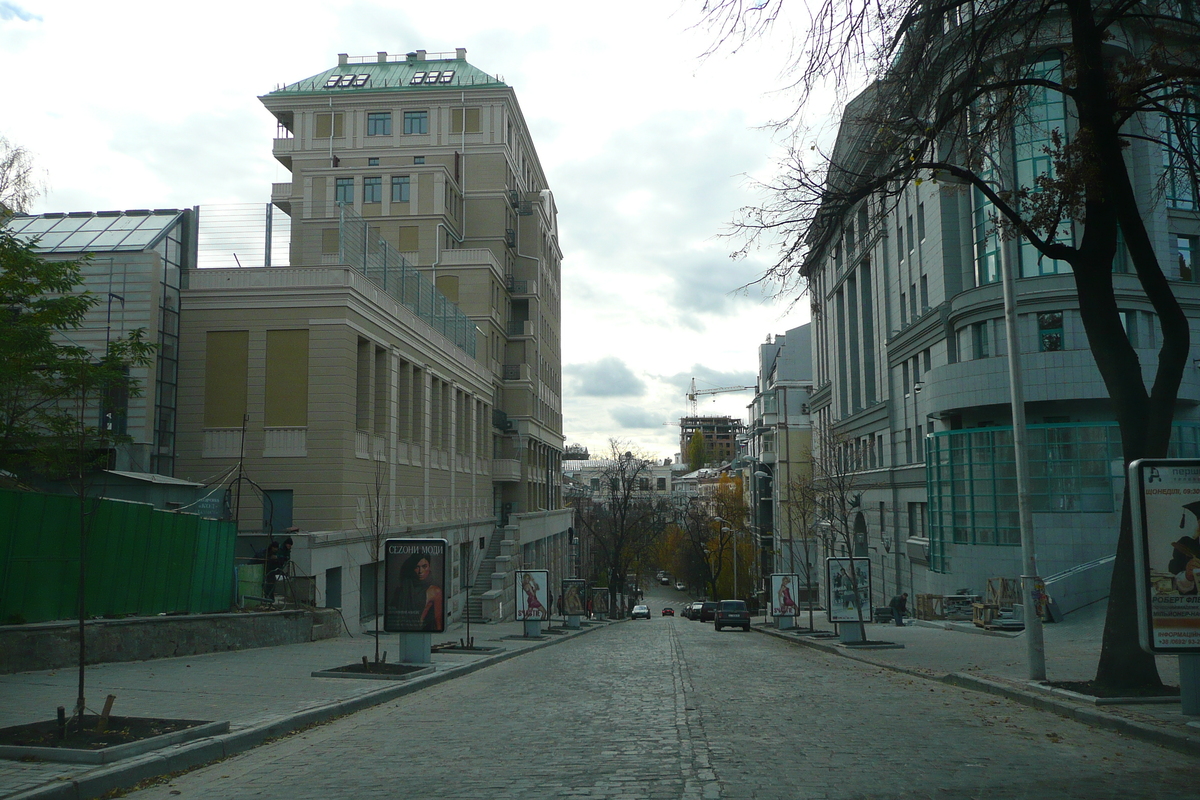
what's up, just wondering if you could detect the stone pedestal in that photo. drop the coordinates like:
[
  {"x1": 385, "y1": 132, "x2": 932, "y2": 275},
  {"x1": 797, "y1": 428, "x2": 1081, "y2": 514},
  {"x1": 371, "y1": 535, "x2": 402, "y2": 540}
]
[
  {"x1": 775, "y1": 615, "x2": 795, "y2": 630},
  {"x1": 838, "y1": 622, "x2": 865, "y2": 644},
  {"x1": 523, "y1": 620, "x2": 541, "y2": 638},
  {"x1": 1181, "y1": 654, "x2": 1200, "y2": 715},
  {"x1": 399, "y1": 632, "x2": 431, "y2": 663},
  {"x1": 566, "y1": 615, "x2": 581, "y2": 629}
]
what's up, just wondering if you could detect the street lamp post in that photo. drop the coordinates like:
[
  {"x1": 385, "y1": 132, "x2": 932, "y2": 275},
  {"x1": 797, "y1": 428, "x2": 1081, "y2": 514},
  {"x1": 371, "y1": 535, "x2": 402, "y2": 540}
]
[{"x1": 998, "y1": 231, "x2": 1047, "y2": 681}]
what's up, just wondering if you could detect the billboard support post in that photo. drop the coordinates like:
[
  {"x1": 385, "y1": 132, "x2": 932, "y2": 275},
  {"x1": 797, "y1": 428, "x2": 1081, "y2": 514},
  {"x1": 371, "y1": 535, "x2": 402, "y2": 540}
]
[
  {"x1": 399, "y1": 632, "x2": 431, "y2": 664},
  {"x1": 1182, "y1": 655, "x2": 1200, "y2": 715}
]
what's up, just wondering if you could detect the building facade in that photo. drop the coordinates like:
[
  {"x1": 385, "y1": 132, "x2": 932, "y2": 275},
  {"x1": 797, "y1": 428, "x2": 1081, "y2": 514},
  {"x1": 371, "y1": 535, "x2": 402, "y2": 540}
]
[
  {"x1": 4, "y1": 209, "x2": 196, "y2": 478},
  {"x1": 742, "y1": 324, "x2": 815, "y2": 593},
  {"x1": 679, "y1": 416, "x2": 745, "y2": 466},
  {"x1": 173, "y1": 48, "x2": 570, "y2": 628},
  {"x1": 806, "y1": 28, "x2": 1200, "y2": 610}
]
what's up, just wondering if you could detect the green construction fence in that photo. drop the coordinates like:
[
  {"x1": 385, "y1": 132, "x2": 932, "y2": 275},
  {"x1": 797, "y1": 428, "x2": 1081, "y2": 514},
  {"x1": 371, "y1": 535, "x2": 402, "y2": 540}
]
[{"x1": 0, "y1": 488, "x2": 236, "y2": 624}]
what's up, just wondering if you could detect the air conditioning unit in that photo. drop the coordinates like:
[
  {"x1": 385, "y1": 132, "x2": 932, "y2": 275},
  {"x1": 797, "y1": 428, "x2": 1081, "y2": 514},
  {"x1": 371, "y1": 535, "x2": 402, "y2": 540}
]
[
  {"x1": 505, "y1": 229, "x2": 516, "y2": 247},
  {"x1": 507, "y1": 190, "x2": 520, "y2": 207},
  {"x1": 517, "y1": 200, "x2": 533, "y2": 216}
]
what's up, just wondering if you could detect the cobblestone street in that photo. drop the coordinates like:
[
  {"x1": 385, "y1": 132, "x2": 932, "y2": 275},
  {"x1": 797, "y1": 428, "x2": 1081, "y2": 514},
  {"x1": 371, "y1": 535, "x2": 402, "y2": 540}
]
[{"x1": 123, "y1": 616, "x2": 1196, "y2": 800}]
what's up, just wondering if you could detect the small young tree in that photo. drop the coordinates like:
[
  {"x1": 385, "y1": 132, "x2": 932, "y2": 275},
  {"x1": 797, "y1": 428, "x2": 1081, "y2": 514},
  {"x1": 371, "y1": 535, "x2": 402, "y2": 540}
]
[
  {"x1": 360, "y1": 461, "x2": 390, "y2": 664},
  {"x1": 780, "y1": 470, "x2": 823, "y2": 630}
]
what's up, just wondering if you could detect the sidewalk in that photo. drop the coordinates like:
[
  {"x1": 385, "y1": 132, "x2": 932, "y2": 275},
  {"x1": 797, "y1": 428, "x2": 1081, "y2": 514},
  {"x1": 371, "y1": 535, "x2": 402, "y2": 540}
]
[
  {"x1": 0, "y1": 616, "x2": 617, "y2": 800},
  {"x1": 753, "y1": 599, "x2": 1200, "y2": 755}
]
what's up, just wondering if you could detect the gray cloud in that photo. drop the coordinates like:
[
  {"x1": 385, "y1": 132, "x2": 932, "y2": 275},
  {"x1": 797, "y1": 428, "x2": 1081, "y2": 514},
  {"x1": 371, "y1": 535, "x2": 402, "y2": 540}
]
[
  {"x1": 567, "y1": 357, "x2": 646, "y2": 397},
  {"x1": 610, "y1": 405, "x2": 669, "y2": 429}
]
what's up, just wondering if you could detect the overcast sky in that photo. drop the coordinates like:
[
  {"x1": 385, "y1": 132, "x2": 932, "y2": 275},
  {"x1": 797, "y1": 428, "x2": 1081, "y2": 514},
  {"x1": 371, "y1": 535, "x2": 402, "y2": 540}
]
[{"x1": 1, "y1": 0, "x2": 820, "y2": 462}]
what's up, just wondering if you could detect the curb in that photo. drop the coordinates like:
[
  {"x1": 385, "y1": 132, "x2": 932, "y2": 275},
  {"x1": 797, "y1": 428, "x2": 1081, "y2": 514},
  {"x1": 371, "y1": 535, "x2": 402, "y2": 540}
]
[
  {"x1": 7, "y1": 622, "x2": 613, "y2": 800},
  {"x1": 752, "y1": 624, "x2": 1200, "y2": 756}
]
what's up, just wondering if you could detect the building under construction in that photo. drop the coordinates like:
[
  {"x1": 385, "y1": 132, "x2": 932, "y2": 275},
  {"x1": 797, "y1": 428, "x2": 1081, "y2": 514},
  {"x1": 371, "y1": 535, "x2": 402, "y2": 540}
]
[{"x1": 679, "y1": 417, "x2": 745, "y2": 465}]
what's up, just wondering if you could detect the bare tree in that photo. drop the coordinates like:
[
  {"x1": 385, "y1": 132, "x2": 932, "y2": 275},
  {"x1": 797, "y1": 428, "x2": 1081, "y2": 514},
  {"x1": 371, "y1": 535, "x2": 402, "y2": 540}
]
[
  {"x1": 697, "y1": 0, "x2": 1200, "y2": 692},
  {"x1": 779, "y1": 470, "x2": 823, "y2": 630},
  {"x1": 0, "y1": 135, "x2": 45, "y2": 214},
  {"x1": 569, "y1": 440, "x2": 669, "y2": 616},
  {"x1": 360, "y1": 461, "x2": 389, "y2": 664}
]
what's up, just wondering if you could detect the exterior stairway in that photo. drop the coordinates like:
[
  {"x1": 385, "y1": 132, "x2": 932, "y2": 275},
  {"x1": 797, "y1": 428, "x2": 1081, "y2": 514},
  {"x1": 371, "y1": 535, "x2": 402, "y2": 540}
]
[{"x1": 465, "y1": 528, "x2": 504, "y2": 623}]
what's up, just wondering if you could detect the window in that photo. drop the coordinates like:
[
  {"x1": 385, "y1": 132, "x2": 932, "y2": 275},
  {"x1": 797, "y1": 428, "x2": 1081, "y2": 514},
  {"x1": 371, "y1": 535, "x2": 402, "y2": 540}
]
[
  {"x1": 639, "y1": 477, "x2": 650, "y2": 491},
  {"x1": 314, "y1": 112, "x2": 344, "y2": 138},
  {"x1": 590, "y1": 478, "x2": 600, "y2": 492},
  {"x1": 972, "y1": 321, "x2": 990, "y2": 359},
  {"x1": 900, "y1": 292, "x2": 907, "y2": 325},
  {"x1": 906, "y1": 215, "x2": 914, "y2": 251},
  {"x1": 451, "y1": 107, "x2": 482, "y2": 134},
  {"x1": 367, "y1": 112, "x2": 392, "y2": 136},
  {"x1": 902, "y1": 361, "x2": 910, "y2": 394},
  {"x1": 1119, "y1": 310, "x2": 1139, "y2": 348},
  {"x1": 335, "y1": 177, "x2": 354, "y2": 204},
  {"x1": 1179, "y1": 234, "x2": 1198, "y2": 281},
  {"x1": 917, "y1": 202, "x2": 926, "y2": 241},
  {"x1": 363, "y1": 177, "x2": 382, "y2": 204},
  {"x1": 656, "y1": 477, "x2": 666, "y2": 491},
  {"x1": 404, "y1": 110, "x2": 429, "y2": 135},
  {"x1": 1164, "y1": 98, "x2": 1200, "y2": 210},
  {"x1": 413, "y1": 156, "x2": 425, "y2": 165},
  {"x1": 897, "y1": 220, "x2": 904, "y2": 262},
  {"x1": 1038, "y1": 311, "x2": 1064, "y2": 352},
  {"x1": 392, "y1": 175, "x2": 411, "y2": 203},
  {"x1": 923, "y1": 348, "x2": 932, "y2": 372},
  {"x1": 368, "y1": 157, "x2": 379, "y2": 166},
  {"x1": 919, "y1": 275, "x2": 928, "y2": 310}
]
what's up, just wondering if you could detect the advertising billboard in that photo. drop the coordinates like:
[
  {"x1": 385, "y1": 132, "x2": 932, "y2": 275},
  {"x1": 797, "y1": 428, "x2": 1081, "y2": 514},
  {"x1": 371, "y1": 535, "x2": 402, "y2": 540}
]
[
  {"x1": 1130, "y1": 459, "x2": 1200, "y2": 653},
  {"x1": 826, "y1": 557, "x2": 871, "y2": 623},
  {"x1": 561, "y1": 578, "x2": 587, "y2": 616},
  {"x1": 770, "y1": 573, "x2": 801, "y2": 616},
  {"x1": 592, "y1": 586, "x2": 610, "y2": 615},
  {"x1": 515, "y1": 569, "x2": 550, "y2": 620},
  {"x1": 383, "y1": 538, "x2": 447, "y2": 633}
]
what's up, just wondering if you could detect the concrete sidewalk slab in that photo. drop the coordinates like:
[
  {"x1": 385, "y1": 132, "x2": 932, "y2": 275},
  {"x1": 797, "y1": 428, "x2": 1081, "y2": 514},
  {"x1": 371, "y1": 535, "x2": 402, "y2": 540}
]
[{"x1": 0, "y1": 616, "x2": 618, "y2": 800}]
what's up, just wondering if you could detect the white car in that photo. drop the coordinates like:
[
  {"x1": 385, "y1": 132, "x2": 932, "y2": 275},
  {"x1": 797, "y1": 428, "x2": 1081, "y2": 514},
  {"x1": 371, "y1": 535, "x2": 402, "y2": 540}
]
[
  {"x1": 631, "y1": 604, "x2": 650, "y2": 619},
  {"x1": 674, "y1": 581, "x2": 687, "y2": 592}
]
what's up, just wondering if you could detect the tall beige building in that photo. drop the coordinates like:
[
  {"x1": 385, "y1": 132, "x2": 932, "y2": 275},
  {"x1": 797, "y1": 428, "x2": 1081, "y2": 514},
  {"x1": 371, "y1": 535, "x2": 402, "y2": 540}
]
[{"x1": 175, "y1": 48, "x2": 570, "y2": 627}]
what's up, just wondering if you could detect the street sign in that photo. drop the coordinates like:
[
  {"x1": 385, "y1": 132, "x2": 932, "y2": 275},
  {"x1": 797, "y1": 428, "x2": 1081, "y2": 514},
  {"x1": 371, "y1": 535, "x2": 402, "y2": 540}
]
[
  {"x1": 826, "y1": 557, "x2": 871, "y2": 623},
  {"x1": 383, "y1": 538, "x2": 447, "y2": 633},
  {"x1": 1130, "y1": 459, "x2": 1200, "y2": 653}
]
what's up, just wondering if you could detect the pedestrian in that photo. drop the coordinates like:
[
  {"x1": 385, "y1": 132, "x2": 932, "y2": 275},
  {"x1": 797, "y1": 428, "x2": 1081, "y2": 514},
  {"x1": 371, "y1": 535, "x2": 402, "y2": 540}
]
[{"x1": 888, "y1": 592, "x2": 909, "y2": 627}]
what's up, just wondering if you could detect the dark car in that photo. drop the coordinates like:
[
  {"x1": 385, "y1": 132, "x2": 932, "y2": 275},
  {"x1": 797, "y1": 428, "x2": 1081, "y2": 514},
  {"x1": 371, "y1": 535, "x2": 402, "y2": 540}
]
[
  {"x1": 714, "y1": 599, "x2": 751, "y2": 631},
  {"x1": 699, "y1": 601, "x2": 718, "y2": 622}
]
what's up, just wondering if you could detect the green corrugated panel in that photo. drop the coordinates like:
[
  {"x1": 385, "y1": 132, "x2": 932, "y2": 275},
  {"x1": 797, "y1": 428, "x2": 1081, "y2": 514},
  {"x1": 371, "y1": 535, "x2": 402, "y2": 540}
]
[
  {"x1": 86, "y1": 498, "x2": 131, "y2": 617},
  {"x1": 193, "y1": 517, "x2": 235, "y2": 612},
  {"x1": 0, "y1": 491, "x2": 21, "y2": 622},
  {"x1": 143, "y1": 506, "x2": 175, "y2": 614},
  {"x1": 164, "y1": 513, "x2": 197, "y2": 612}
]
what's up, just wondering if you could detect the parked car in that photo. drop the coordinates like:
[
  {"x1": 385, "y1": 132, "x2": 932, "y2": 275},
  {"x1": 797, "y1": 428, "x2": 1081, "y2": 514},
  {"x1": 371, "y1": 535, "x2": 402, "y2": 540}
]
[
  {"x1": 661, "y1": 607, "x2": 675, "y2": 616},
  {"x1": 674, "y1": 581, "x2": 687, "y2": 592},
  {"x1": 714, "y1": 599, "x2": 751, "y2": 631},
  {"x1": 631, "y1": 604, "x2": 650, "y2": 619},
  {"x1": 659, "y1": 576, "x2": 671, "y2": 585},
  {"x1": 689, "y1": 601, "x2": 705, "y2": 620},
  {"x1": 699, "y1": 601, "x2": 718, "y2": 622}
]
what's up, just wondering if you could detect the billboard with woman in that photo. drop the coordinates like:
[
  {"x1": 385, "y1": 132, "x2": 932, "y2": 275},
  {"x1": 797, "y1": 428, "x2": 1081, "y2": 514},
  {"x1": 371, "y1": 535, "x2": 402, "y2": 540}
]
[
  {"x1": 384, "y1": 539, "x2": 447, "y2": 633},
  {"x1": 516, "y1": 569, "x2": 549, "y2": 620}
]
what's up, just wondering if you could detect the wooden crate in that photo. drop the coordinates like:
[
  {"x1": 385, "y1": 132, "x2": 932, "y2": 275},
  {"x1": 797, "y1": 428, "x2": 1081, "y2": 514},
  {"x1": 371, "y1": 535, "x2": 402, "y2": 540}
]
[
  {"x1": 986, "y1": 577, "x2": 1020, "y2": 608},
  {"x1": 973, "y1": 602, "x2": 1000, "y2": 628},
  {"x1": 915, "y1": 593, "x2": 944, "y2": 620}
]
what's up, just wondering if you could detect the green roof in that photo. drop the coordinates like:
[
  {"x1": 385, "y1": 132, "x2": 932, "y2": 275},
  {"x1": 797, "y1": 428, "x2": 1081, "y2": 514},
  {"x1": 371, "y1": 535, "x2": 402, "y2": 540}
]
[{"x1": 266, "y1": 53, "x2": 507, "y2": 97}]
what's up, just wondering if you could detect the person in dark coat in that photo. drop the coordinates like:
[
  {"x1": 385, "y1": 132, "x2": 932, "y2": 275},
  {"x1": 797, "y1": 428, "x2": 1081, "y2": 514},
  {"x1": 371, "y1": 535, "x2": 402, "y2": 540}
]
[{"x1": 888, "y1": 592, "x2": 909, "y2": 627}]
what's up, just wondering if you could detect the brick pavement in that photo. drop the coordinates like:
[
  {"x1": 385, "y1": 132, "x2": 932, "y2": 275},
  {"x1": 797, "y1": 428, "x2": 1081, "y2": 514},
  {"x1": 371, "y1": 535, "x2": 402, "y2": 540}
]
[
  {"x1": 1, "y1": 597, "x2": 1198, "y2": 799},
  {"x1": 118, "y1": 611, "x2": 1194, "y2": 799}
]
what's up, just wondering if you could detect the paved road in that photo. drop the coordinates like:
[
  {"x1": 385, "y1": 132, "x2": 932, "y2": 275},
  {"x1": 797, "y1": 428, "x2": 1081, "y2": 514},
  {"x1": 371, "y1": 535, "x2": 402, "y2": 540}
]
[{"x1": 123, "y1": 607, "x2": 1195, "y2": 800}]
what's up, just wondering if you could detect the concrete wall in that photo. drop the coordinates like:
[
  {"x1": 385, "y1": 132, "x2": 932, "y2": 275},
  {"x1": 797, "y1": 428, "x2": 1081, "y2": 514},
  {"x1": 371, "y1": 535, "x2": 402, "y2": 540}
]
[{"x1": 0, "y1": 609, "x2": 341, "y2": 674}]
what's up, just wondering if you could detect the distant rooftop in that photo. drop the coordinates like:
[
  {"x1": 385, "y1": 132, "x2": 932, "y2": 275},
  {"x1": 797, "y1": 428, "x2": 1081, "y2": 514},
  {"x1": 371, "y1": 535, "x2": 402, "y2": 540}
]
[
  {"x1": 265, "y1": 48, "x2": 507, "y2": 96},
  {"x1": 3, "y1": 209, "x2": 188, "y2": 254}
]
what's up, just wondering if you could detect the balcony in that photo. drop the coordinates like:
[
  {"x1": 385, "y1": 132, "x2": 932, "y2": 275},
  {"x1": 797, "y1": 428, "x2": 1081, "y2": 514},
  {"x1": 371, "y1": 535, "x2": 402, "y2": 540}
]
[
  {"x1": 506, "y1": 319, "x2": 534, "y2": 337},
  {"x1": 271, "y1": 182, "x2": 292, "y2": 214},
  {"x1": 502, "y1": 363, "x2": 532, "y2": 382},
  {"x1": 492, "y1": 458, "x2": 521, "y2": 482},
  {"x1": 505, "y1": 275, "x2": 538, "y2": 296},
  {"x1": 272, "y1": 137, "x2": 295, "y2": 168}
]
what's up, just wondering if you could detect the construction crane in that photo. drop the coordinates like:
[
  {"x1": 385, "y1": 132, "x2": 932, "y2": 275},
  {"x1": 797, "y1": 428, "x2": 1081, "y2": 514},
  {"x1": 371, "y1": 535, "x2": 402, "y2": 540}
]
[{"x1": 686, "y1": 378, "x2": 755, "y2": 416}]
